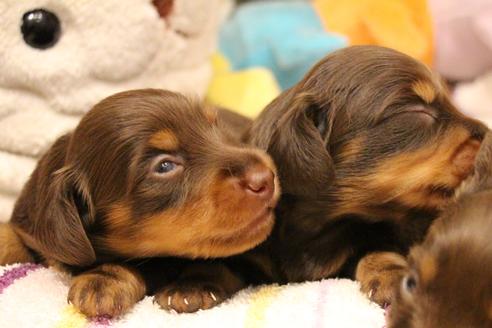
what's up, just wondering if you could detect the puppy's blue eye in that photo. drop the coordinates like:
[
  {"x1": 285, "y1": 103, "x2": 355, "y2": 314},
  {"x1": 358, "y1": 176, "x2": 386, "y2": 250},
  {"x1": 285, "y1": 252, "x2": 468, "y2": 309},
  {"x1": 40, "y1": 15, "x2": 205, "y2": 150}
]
[
  {"x1": 156, "y1": 161, "x2": 177, "y2": 174},
  {"x1": 151, "y1": 155, "x2": 183, "y2": 176},
  {"x1": 402, "y1": 274, "x2": 418, "y2": 293}
]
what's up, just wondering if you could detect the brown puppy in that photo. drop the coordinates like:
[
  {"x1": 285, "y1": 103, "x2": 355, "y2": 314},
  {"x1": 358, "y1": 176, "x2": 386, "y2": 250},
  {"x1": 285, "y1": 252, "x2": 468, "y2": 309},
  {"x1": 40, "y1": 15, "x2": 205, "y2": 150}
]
[
  {"x1": 0, "y1": 89, "x2": 279, "y2": 316},
  {"x1": 246, "y1": 45, "x2": 488, "y2": 305},
  {"x1": 388, "y1": 132, "x2": 492, "y2": 328}
]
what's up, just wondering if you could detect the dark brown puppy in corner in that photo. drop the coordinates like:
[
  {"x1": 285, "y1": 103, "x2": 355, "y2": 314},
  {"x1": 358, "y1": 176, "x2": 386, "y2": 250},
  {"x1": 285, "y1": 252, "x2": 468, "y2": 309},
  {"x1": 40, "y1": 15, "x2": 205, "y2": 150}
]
[
  {"x1": 246, "y1": 45, "x2": 488, "y2": 305},
  {"x1": 0, "y1": 89, "x2": 279, "y2": 317},
  {"x1": 388, "y1": 132, "x2": 492, "y2": 328}
]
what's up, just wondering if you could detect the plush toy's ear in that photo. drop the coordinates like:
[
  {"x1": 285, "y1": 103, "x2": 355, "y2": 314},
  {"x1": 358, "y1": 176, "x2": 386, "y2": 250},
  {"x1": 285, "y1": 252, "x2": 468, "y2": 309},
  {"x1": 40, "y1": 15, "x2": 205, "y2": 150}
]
[
  {"x1": 152, "y1": 0, "x2": 174, "y2": 18},
  {"x1": 457, "y1": 132, "x2": 492, "y2": 197},
  {"x1": 11, "y1": 135, "x2": 96, "y2": 267},
  {"x1": 248, "y1": 89, "x2": 335, "y2": 196}
]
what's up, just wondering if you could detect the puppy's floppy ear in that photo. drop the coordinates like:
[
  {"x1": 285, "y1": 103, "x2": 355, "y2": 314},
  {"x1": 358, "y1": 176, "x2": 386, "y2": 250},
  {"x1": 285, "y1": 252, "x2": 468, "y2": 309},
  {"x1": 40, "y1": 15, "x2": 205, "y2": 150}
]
[
  {"x1": 11, "y1": 135, "x2": 96, "y2": 267},
  {"x1": 457, "y1": 132, "x2": 492, "y2": 196},
  {"x1": 36, "y1": 167, "x2": 96, "y2": 267},
  {"x1": 249, "y1": 90, "x2": 335, "y2": 196}
]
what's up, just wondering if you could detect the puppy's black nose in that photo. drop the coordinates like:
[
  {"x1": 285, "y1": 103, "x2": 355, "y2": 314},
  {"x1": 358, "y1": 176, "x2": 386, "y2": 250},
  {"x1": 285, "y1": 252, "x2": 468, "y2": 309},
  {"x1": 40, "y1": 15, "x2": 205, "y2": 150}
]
[{"x1": 240, "y1": 165, "x2": 274, "y2": 201}]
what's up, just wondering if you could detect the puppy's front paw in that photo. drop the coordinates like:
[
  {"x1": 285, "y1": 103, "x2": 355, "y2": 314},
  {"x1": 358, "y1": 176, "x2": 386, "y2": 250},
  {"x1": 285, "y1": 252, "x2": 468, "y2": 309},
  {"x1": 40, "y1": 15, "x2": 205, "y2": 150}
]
[
  {"x1": 359, "y1": 271, "x2": 404, "y2": 306},
  {"x1": 68, "y1": 265, "x2": 145, "y2": 318},
  {"x1": 356, "y1": 252, "x2": 407, "y2": 306},
  {"x1": 154, "y1": 283, "x2": 226, "y2": 313}
]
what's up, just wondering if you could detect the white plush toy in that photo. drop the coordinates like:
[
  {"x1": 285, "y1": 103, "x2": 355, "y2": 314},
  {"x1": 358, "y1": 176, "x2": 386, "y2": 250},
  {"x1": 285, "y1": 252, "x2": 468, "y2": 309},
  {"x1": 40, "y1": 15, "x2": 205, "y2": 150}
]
[
  {"x1": 454, "y1": 73, "x2": 492, "y2": 129},
  {"x1": 0, "y1": 0, "x2": 229, "y2": 221},
  {"x1": 430, "y1": 0, "x2": 492, "y2": 81},
  {"x1": 429, "y1": 0, "x2": 492, "y2": 128}
]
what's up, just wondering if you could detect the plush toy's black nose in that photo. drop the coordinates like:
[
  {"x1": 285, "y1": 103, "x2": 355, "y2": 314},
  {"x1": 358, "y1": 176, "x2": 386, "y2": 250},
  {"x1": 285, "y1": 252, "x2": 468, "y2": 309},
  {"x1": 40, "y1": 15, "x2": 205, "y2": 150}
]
[{"x1": 21, "y1": 9, "x2": 61, "y2": 50}]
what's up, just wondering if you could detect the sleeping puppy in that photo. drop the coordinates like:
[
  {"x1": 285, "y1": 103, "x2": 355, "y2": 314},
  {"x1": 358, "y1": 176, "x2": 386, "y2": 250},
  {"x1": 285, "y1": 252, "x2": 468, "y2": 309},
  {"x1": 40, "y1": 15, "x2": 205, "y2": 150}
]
[
  {"x1": 389, "y1": 132, "x2": 492, "y2": 328},
  {"x1": 0, "y1": 89, "x2": 279, "y2": 316},
  {"x1": 246, "y1": 45, "x2": 488, "y2": 305}
]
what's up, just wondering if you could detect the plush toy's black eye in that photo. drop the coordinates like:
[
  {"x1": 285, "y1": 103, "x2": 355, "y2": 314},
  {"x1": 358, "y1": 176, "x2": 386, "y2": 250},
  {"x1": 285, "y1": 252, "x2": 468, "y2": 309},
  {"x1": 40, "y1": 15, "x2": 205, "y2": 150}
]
[{"x1": 21, "y1": 9, "x2": 61, "y2": 49}]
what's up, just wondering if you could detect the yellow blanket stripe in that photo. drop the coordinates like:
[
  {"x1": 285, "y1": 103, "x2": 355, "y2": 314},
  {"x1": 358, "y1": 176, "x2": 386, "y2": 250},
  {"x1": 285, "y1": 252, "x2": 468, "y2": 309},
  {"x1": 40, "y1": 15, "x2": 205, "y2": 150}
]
[
  {"x1": 54, "y1": 305, "x2": 88, "y2": 328},
  {"x1": 245, "y1": 285, "x2": 282, "y2": 328}
]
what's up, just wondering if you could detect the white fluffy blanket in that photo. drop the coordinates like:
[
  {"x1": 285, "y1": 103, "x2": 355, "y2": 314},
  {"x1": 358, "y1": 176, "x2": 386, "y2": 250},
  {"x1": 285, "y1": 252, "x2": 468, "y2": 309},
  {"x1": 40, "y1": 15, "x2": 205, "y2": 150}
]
[{"x1": 0, "y1": 263, "x2": 386, "y2": 328}]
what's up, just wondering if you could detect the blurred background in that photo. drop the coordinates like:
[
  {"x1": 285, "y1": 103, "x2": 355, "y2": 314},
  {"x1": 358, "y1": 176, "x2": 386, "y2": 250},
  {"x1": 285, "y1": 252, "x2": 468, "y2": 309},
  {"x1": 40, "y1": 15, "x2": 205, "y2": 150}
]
[
  {"x1": 211, "y1": 0, "x2": 492, "y2": 123},
  {"x1": 0, "y1": 0, "x2": 491, "y2": 220}
]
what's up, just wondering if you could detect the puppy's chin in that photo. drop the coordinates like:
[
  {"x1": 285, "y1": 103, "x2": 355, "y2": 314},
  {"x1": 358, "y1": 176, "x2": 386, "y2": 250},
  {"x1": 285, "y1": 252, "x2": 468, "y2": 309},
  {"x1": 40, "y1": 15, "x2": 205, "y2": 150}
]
[{"x1": 197, "y1": 209, "x2": 275, "y2": 258}]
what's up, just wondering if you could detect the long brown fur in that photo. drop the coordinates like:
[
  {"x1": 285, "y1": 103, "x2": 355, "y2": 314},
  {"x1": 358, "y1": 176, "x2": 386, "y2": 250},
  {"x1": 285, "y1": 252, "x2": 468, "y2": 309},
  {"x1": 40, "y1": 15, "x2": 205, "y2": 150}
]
[
  {"x1": 246, "y1": 45, "x2": 488, "y2": 305},
  {"x1": 2, "y1": 89, "x2": 280, "y2": 317},
  {"x1": 389, "y1": 132, "x2": 492, "y2": 327}
]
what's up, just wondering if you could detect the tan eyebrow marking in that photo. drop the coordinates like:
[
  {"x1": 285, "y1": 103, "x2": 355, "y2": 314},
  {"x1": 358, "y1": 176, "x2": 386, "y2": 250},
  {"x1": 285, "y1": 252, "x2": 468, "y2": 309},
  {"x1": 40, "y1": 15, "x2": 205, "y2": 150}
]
[
  {"x1": 412, "y1": 80, "x2": 437, "y2": 104},
  {"x1": 204, "y1": 105, "x2": 218, "y2": 124},
  {"x1": 148, "y1": 129, "x2": 179, "y2": 151}
]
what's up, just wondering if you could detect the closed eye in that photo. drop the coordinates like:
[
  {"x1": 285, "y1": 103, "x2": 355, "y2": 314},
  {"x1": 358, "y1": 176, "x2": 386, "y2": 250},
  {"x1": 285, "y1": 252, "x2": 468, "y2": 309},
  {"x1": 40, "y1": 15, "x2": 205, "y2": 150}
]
[
  {"x1": 404, "y1": 106, "x2": 437, "y2": 122},
  {"x1": 378, "y1": 105, "x2": 437, "y2": 126}
]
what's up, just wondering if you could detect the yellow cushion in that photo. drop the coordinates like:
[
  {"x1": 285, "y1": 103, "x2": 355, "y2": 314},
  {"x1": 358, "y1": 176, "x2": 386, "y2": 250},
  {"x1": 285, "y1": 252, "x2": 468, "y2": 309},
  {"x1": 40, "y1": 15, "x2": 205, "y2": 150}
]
[{"x1": 207, "y1": 54, "x2": 281, "y2": 118}]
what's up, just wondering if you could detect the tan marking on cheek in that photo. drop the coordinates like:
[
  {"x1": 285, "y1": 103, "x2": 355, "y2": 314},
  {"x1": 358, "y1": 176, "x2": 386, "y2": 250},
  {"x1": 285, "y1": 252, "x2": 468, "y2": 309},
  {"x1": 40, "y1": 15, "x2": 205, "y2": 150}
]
[
  {"x1": 104, "y1": 199, "x2": 211, "y2": 258},
  {"x1": 148, "y1": 129, "x2": 179, "y2": 150},
  {"x1": 418, "y1": 253, "x2": 437, "y2": 285},
  {"x1": 405, "y1": 128, "x2": 468, "y2": 183},
  {"x1": 103, "y1": 159, "x2": 277, "y2": 259},
  {"x1": 332, "y1": 127, "x2": 474, "y2": 216},
  {"x1": 412, "y1": 80, "x2": 437, "y2": 104},
  {"x1": 124, "y1": 197, "x2": 273, "y2": 259},
  {"x1": 329, "y1": 189, "x2": 408, "y2": 221},
  {"x1": 106, "y1": 203, "x2": 133, "y2": 229}
]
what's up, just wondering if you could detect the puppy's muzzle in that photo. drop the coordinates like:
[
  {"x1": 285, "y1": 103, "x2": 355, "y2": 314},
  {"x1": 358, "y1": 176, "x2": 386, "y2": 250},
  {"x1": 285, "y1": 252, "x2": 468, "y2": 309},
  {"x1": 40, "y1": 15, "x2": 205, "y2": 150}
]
[{"x1": 222, "y1": 158, "x2": 277, "y2": 215}]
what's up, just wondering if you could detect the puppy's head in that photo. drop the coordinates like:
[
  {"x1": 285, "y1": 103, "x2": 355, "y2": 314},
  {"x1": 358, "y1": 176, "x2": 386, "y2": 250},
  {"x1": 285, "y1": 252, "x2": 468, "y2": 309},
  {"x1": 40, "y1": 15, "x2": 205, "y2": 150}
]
[
  {"x1": 12, "y1": 89, "x2": 279, "y2": 266},
  {"x1": 249, "y1": 45, "x2": 487, "y2": 221},
  {"x1": 389, "y1": 133, "x2": 492, "y2": 328}
]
